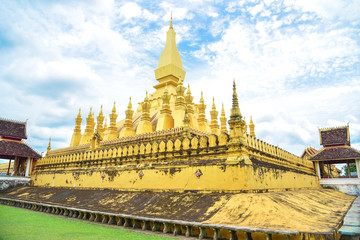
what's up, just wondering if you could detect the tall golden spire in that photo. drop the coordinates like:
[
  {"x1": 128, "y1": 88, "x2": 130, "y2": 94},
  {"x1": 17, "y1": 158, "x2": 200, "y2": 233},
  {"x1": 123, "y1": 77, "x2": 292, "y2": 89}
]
[
  {"x1": 249, "y1": 116, "x2": 255, "y2": 137},
  {"x1": 227, "y1": 80, "x2": 250, "y2": 163},
  {"x1": 228, "y1": 80, "x2": 247, "y2": 147},
  {"x1": 197, "y1": 91, "x2": 207, "y2": 132},
  {"x1": 230, "y1": 79, "x2": 241, "y2": 120},
  {"x1": 220, "y1": 103, "x2": 228, "y2": 134},
  {"x1": 183, "y1": 104, "x2": 191, "y2": 137},
  {"x1": 173, "y1": 77, "x2": 186, "y2": 128},
  {"x1": 154, "y1": 15, "x2": 186, "y2": 90},
  {"x1": 70, "y1": 108, "x2": 83, "y2": 147},
  {"x1": 79, "y1": 107, "x2": 95, "y2": 145},
  {"x1": 47, "y1": 138, "x2": 51, "y2": 153},
  {"x1": 107, "y1": 102, "x2": 118, "y2": 140},
  {"x1": 96, "y1": 105, "x2": 105, "y2": 137},
  {"x1": 120, "y1": 97, "x2": 136, "y2": 137},
  {"x1": 156, "y1": 86, "x2": 174, "y2": 131},
  {"x1": 210, "y1": 97, "x2": 220, "y2": 135},
  {"x1": 87, "y1": 108, "x2": 94, "y2": 133},
  {"x1": 136, "y1": 92, "x2": 153, "y2": 134},
  {"x1": 170, "y1": 12, "x2": 173, "y2": 29},
  {"x1": 157, "y1": 16, "x2": 182, "y2": 69}
]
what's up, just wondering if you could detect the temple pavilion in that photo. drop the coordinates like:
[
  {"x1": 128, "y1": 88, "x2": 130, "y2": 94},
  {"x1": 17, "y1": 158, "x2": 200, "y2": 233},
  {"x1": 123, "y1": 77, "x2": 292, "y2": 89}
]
[
  {"x1": 0, "y1": 118, "x2": 41, "y2": 176},
  {"x1": 310, "y1": 126, "x2": 360, "y2": 179}
]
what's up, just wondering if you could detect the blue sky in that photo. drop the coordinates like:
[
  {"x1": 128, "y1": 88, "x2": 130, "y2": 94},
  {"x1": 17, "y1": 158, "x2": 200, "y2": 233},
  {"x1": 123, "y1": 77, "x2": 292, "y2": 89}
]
[{"x1": 0, "y1": 0, "x2": 359, "y2": 161}]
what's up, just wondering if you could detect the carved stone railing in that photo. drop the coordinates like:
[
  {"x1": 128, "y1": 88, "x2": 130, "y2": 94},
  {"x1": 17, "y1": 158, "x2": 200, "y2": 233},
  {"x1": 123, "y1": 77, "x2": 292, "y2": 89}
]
[
  {"x1": 246, "y1": 135, "x2": 314, "y2": 174},
  {"x1": 37, "y1": 132, "x2": 229, "y2": 168},
  {"x1": 39, "y1": 131, "x2": 314, "y2": 176}
]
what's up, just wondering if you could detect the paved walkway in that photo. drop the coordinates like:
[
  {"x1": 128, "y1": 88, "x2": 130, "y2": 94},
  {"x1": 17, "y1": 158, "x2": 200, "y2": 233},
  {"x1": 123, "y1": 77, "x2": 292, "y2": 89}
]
[{"x1": 339, "y1": 196, "x2": 360, "y2": 239}]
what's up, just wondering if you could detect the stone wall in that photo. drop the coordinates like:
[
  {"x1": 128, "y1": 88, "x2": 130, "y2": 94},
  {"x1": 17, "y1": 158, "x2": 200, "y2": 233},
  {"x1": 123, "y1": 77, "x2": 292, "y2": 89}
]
[
  {"x1": 320, "y1": 178, "x2": 360, "y2": 196},
  {"x1": 0, "y1": 176, "x2": 30, "y2": 192}
]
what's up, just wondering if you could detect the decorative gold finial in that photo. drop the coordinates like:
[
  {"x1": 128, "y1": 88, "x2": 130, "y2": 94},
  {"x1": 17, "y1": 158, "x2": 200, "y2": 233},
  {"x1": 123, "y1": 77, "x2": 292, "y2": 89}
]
[
  {"x1": 170, "y1": 12, "x2": 173, "y2": 29},
  {"x1": 99, "y1": 105, "x2": 103, "y2": 115},
  {"x1": 112, "y1": 102, "x2": 116, "y2": 113},
  {"x1": 220, "y1": 103, "x2": 228, "y2": 134},
  {"x1": 230, "y1": 79, "x2": 241, "y2": 119},
  {"x1": 200, "y1": 91, "x2": 204, "y2": 104},
  {"x1": 128, "y1": 97, "x2": 132, "y2": 109},
  {"x1": 77, "y1": 108, "x2": 81, "y2": 118},
  {"x1": 47, "y1": 138, "x2": 51, "y2": 153},
  {"x1": 249, "y1": 116, "x2": 255, "y2": 137}
]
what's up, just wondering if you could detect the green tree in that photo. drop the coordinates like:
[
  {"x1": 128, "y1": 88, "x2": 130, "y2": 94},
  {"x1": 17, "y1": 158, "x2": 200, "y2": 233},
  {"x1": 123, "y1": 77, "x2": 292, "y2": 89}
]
[{"x1": 343, "y1": 163, "x2": 357, "y2": 176}]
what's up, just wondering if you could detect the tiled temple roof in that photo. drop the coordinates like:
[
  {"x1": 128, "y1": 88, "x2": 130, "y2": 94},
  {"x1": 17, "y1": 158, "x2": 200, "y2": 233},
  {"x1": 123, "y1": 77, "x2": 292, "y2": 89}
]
[
  {"x1": 301, "y1": 147, "x2": 318, "y2": 158},
  {"x1": 0, "y1": 139, "x2": 41, "y2": 159},
  {"x1": 310, "y1": 146, "x2": 360, "y2": 161},
  {"x1": 0, "y1": 118, "x2": 27, "y2": 139},
  {"x1": 320, "y1": 126, "x2": 349, "y2": 147}
]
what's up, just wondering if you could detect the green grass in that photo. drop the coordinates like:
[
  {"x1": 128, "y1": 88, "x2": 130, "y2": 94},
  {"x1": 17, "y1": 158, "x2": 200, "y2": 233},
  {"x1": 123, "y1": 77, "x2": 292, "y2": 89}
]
[{"x1": 0, "y1": 205, "x2": 173, "y2": 240}]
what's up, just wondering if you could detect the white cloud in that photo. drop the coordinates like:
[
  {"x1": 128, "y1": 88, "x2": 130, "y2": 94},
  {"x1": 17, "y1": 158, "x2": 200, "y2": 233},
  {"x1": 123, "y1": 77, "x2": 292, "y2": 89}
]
[
  {"x1": 288, "y1": 0, "x2": 360, "y2": 22},
  {"x1": 119, "y1": 2, "x2": 143, "y2": 19}
]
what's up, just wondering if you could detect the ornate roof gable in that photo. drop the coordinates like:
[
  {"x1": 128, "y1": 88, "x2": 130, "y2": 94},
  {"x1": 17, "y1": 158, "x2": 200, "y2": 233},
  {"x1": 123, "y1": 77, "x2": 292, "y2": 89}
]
[
  {"x1": 0, "y1": 118, "x2": 27, "y2": 140},
  {"x1": 320, "y1": 126, "x2": 349, "y2": 147}
]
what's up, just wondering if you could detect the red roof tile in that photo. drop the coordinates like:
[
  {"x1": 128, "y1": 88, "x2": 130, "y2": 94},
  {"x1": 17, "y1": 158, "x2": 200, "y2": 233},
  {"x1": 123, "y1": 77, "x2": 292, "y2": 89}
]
[
  {"x1": 0, "y1": 139, "x2": 41, "y2": 159},
  {"x1": 320, "y1": 127, "x2": 349, "y2": 147},
  {"x1": 0, "y1": 118, "x2": 27, "y2": 139},
  {"x1": 310, "y1": 146, "x2": 360, "y2": 161}
]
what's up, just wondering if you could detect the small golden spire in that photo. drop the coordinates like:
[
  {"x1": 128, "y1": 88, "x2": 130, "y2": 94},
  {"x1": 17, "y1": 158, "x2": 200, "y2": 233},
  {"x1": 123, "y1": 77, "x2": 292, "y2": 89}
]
[
  {"x1": 230, "y1": 79, "x2": 241, "y2": 119},
  {"x1": 112, "y1": 102, "x2": 116, "y2": 113},
  {"x1": 210, "y1": 97, "x2": 219, "y2": 134},
  {"x1": 200, "y1": 91, "x2": 204, "y2": 104},
  {"x1": 249, "y1": 116, "x2": 255, "y2": 137},
  {"x1": 128, "y1": 97, "x2": 132, "y2": 109},
  {"x1": 187, "y1": 83, "x2": 191, "y2": 94},
  {"x1": 99, "y1": 105, "x2": 103, "y2": 115},
  {"x1": 77, "y1": 108, "x2": 81, "y2": 118},
  {"x1": 220, "y1": 103, "x2": 228, "y2": 134},
  {"x1": 47, "y1": 138, "x2": 51, "y2": 152}
]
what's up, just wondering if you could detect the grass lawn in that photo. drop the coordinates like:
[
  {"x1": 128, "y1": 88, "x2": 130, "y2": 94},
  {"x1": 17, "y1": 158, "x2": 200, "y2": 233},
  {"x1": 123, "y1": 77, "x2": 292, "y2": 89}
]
[{"x1": 0, "y1": 205, "x2": 174, "y2": 240}]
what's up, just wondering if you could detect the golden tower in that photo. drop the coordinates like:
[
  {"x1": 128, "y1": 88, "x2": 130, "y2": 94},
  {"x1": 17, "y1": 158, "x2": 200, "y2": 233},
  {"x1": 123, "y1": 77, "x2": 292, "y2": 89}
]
[
  {"x1": 156, "y1": 86, "x2": 174, "y2": 131},
  {"x1": 79, "y1": 108, "x2": 95, "y2": 145},
  {"x1": 153, "y1": 16, "x2": 186, "y2": 97},
  {"x1": 249, "y1": 116, "x2": 255, "y2": 137},
  {"x1": 105, "y1": 102, "x2": 118, "y2": 140},
  {"x1": 210, "y1": 97, "x2": 220, "y2": 135},
  {"x1": 136, "y1": 92, "x2": 153, "y2": 134},
  {"x1": 119, "y1": 98, "x2": 136, "y2": 137},
  {"x1": 96, "y1": 105, "x2": 105, "y2": 138},
  {"x1": 220, "y1": 103, "x2": 228, "y2": 134},
  {"x1": 70, "y1": 108, "x2": 82, "y2": 147}
]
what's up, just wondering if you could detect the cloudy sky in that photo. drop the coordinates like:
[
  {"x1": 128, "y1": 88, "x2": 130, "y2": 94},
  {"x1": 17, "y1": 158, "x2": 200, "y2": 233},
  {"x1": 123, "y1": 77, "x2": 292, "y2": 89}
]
[{"x1": 0, "y1": 0, "x2": 359, "y2": 161}]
